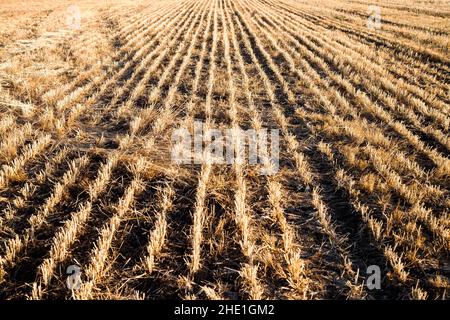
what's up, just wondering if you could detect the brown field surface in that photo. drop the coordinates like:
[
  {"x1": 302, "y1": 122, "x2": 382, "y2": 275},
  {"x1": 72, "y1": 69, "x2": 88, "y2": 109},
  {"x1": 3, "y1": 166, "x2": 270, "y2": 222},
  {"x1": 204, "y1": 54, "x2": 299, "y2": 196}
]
[{"x1": 0, "y1": 0, "x2": 449, "y2": 299}]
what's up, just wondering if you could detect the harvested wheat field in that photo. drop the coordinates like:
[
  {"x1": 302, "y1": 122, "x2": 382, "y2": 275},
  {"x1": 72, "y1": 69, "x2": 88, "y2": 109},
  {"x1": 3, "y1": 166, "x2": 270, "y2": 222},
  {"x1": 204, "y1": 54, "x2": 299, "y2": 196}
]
[{"x1": 0, "y1": 0, "x2": 449, "y2": 300}]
